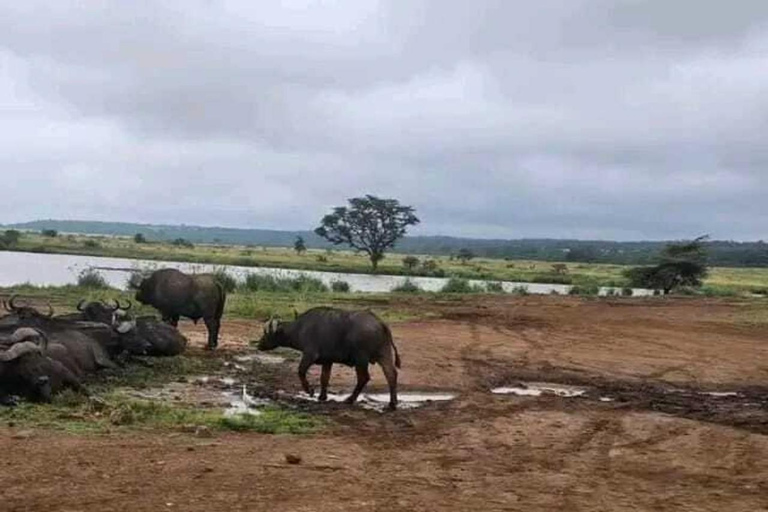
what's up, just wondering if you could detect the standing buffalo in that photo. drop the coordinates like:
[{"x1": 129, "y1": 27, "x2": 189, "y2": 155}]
[
  {"x1": 133, "y1": 269, "x2": 226, "y2": 349},
  {"x1": 258, "y1": 307, "x2": 401, "y2": 410}
]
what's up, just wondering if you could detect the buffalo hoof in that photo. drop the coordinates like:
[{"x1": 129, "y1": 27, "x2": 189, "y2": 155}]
[
  {"x1": 205, "y1": 344, "x2": 217, "y2": 351},
  {"x1": 318, "y1": 393, "x2": 328, "y2": 402},
  {"x1": 386, "y1": 403, "x2": 397, "y2": 411}
]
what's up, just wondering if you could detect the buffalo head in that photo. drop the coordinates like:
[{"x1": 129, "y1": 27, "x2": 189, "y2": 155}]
[
  {"x1": 258, "y1": 317, "x2": 287, "y2": 351},
  {"x1": 2, "y1": 295, "x2": 54, "y2": 319}
]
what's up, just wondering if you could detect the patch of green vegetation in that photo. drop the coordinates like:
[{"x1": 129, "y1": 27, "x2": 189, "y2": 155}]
[
  {"x1": 76, "y1": 268, "x2": 112, "y2": 289},
  {"x1": 0, "y1": 394, "x2": 321, "y2": 435},
  {"x1": 241, "y1": 273, "x2": 328, "y2": 293},
  {"x1": 391, "y1": 279, "x2": 422, "y2": 293},
  {"x1": 440, "y1": 277, "x2": 483, "y2": 294},
  {"x1": 218, "y1": 407, "x2": 321, "y2": 434},
  {"x1": 95, "y1": 355, "x2": 223, "y2": 390},
  {"x1": 568, "y1": 284, "x2": 601, "y2": 296}
]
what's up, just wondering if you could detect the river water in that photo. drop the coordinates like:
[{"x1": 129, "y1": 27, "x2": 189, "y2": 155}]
[{"x1": 0, "y1": 251, "x2": 654, "y2": 296}]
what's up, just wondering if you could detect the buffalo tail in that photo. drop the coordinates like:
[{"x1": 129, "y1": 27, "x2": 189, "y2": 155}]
[{"x1": 383, "y1": 323, "x2": 401, "y2": 369}]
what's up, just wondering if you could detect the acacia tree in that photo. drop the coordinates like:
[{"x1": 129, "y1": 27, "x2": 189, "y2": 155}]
[
  {"x1": 625, "y1": 235, "x2": 709, "y2": 294},
  {"x1": 294, "y1": 235, "x2": 307, "y2": 255},
  {"x1": 315, "y1": 195, "x2": 420, "y2": 270},
  {"x1": 456, "y1": 248, "x2": 475, "y2": 265}
]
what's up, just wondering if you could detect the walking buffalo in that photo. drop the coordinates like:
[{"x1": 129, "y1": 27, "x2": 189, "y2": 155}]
[
  {"x1": 132, "y1": 269, "x2": 226, "y2": 350},
  {"x1": 258, "y1": 307, "x2": 401, "y2": 410}
]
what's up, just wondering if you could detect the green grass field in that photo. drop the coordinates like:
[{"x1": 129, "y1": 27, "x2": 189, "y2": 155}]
[{"x1": 4, "y1": 232, "x2": 768, "y2": 295}]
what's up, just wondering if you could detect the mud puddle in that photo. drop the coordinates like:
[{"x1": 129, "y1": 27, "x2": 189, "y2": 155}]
[
  {"x1": 289, "y1": 391, "x2": 457, "y2": 412},
  {"x1": 492, "y1": 382, "x2": 587, "y2": 398},
  {"x1": 234, "y1": 353, "x2": 287, "y2": 365},
  {"x1": 491, "y1": 372, "x2": 768, "y2": 434}
]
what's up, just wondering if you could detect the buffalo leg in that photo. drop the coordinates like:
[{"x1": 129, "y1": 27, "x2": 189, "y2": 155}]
[
  {"x1": 345, "y1": 363, "x2": 371, "y2": 405},
  {"x1": 319, "y1": 363, "x2": 333, "y2": 402},
  {"x1": 203, "y1": 316, "x2": 220, "y2": 350},
  {"x1": 162, "y1": 314, "x2": 180, "y2": 328},
  {"x1": 380, "y1": 360, "x2": 398, "y2": 411},
  {"x1": 297, "y1": 353, "x2": 315, "y2": 397}
]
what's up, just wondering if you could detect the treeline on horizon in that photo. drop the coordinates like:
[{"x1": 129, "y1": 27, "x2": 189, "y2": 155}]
[{"x1": 4, "y1": 219, "x2": 768, "y2": 267}]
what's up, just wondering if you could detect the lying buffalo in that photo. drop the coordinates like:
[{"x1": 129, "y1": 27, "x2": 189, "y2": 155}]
[
  {"x1": 131, "y1": 316, "x2": 188, "y2": 356},
  {"x1": 0, "y1": 303, "x2": 150, "y2": 375},
  {"x1": 258, "y1": 307, "x2": 402, "y2": 410},
  {"x1": 65, "y1": 299, "x2": 187, "y2": 356},
  {"x1": 0, "y1": 327, "x2": 86, "y2": 403},
  {"x1": 57, "y1": 299, "x2": 134, "y2": 333},
  {"x1": 133, "y1": 268, "x2": 226, "y2": 350},
  {"x1": 0, "y1": 295, "x2": 53, "y2": 326}
]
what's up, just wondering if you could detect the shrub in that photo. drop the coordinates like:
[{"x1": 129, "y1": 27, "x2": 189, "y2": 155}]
[
  {"x1": 456, "y1": 248, "x2": 475, "y2": 264},
  {"x1": 212, "y1": 268, "x2": 238, "y2": 293},
  {"x1": 402, "y1": 256, "x2": 420, "y2": 272},
  {"x1": 77, "y1": 268, "x2": 110, "y2": 289},
  {"x1": 391, "y1": 279, "x2": 421, "y2": 293},
  {"x1": 420, "y1": 260, "x2": 445, "y2": 277},
  {"x1": 440, "y1": 278, "x2": 482, "y2": 294},
  {"x1": 621, "y1": 287, "x2": 634, "y2": 297},
  {"x1": 172, "y1": 238, "x2": 194, "y2": 248},
  {"x1": 316, "y1": 255, "x2": 328, "y2": 263},
  {"x1": 331, "y1": 280, "x2": 351, "y2": 293},
  {"x1": 1, "y1": 229, "x2": 21, "y2": 247},
  {"x1": 41, "y1": 229, "x2": 58, "y2": 238},
  {"x1": 241, "y1": 274, "x2": 328, "y2": 293},
  {"x1": 83, "y1": 239, "x2": 100, "y2": 249},
  {"x1": 134, "y1": 233, "x2": 147, "y2": 244},
  {"x1": 485, "y1": 281, "x2": 505, "y2": 293},
  {"x1": 510, "y1": 285, "x2": 529, "y2": 296},
  {"x1": 568, "y1": 284, "x2": 600, "y2": 296}
]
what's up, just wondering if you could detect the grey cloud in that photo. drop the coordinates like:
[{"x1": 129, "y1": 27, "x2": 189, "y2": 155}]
[{"x1": 0, "y1": 1, "x2": 766, "y2": 240}]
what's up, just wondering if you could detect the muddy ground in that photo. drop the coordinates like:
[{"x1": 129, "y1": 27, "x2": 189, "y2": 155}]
[{"x1": 2, "y1": 295, "x2": 768, "y2": 511}]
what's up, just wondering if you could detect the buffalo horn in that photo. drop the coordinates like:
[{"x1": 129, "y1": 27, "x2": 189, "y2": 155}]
[
  {"x1": 0, "y1": 341, "x2": 41, "y2": 362},
  {"x1": 10, "y1": 327, "x2": 49, "y2": 353},
  {"x1": 77, "y1": 299, "x2": 87, "y2": 311},
  {"x1": 7, "y1": 294, "x2": 20, "y2": 311}
]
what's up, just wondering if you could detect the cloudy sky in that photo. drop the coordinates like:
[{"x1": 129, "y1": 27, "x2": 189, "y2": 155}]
[{"x1": 1, "y1": 1, "x2": 766, "y2": 240}]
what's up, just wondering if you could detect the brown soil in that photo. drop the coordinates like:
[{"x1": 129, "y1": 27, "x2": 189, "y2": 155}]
[{"x1": 3, "y1": 296, "x2": 768, "y2": 511}]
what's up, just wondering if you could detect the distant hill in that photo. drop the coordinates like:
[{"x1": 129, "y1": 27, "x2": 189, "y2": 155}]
[{"x1": 4, "y1": 219, "x2": 768, "y2": 267}]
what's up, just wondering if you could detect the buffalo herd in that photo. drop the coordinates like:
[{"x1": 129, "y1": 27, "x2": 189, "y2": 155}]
[{"x1": 1, "y1": 267, "x2": 404, "y2": 409}]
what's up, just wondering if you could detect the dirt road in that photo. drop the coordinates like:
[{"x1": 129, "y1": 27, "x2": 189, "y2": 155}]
[{"x1": 2, "y1": 296, "x2": 768, "y2": 511}]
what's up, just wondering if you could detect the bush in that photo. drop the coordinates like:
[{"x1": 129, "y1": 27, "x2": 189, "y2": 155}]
[
  {"x1": 83, "y1": 239, "x2": 100, "y2": 249},
  {"x1": 134, "y1": 233, "x2": 147, "y2": 244},
  {"x1": 621, "y1": 287, "x2": 634, "y2": 297},
  {"x1": 440, "y1": 278, "x2": 482, "y2": 294},
  {"x1": 241, "y1": 274, "x2": 329, "y2": 293},
  {"x1": 1, "y1": 229, "x2": 21, "y2": 247},
  {"x1": 510, "y1": 285, "x2": 529, "y2": 296},
  {"x1": 316, "y1": 255, "x2": 328, "y2": 263},
  {"x1": 568, "y1": 284, "x2": 600, "y2": 296},
  {"x1": 330, "y1": 280, "x2": 351, "y2": 293},
  {"x1": 41, "y1": 229, "x2": 58, "y2": 238},
  {"x1": 77, "y1": 268, "x2": 110, "y2": 289},
  {"x1": 402, "y1": 256, "x2": 420, "y2": 272},
  {"x1": 391, "y1": 279, "x2": 421, "y2": 293},
  {"x1": 485, "y1": 281, "x2": 505, "y2": 293},
  {"x1": 420, "y1": 259, "x2": 445, "y2": 277},
  {"x1": 172, "y1": 238, "x2": 194, "y2": 248},
  {"x1": 212, "y1": 268, "x2": 238, "y2": 293}
]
